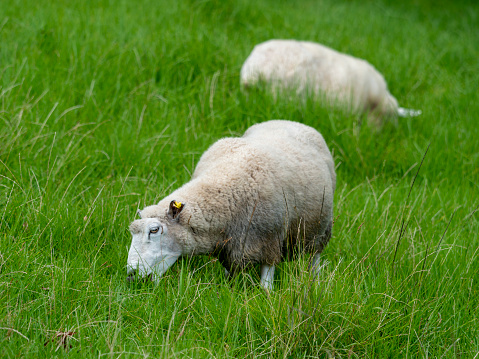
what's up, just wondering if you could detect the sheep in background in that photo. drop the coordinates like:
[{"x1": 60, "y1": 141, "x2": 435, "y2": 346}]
[
  {"x1": 240, "y1": 39, "x2": 421, "y2": 127},
  {"x1": 127, "y1": 120, "x2": 336, "y2": 291}
]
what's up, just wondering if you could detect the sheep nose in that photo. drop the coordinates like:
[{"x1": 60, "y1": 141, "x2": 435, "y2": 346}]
[
  {"x1": 126, "y1": 271, "x2": 153, "y2": 283},
  {"x1": 127, "y1": 270, "x2": 137, "y2": 283}
]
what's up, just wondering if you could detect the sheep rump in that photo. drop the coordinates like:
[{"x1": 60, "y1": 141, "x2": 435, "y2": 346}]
[
  {"x1": 240, "y1": 39, "x2": 421, "y2": 125},
  {"x1": 128, "y1": 120, "x2": 335, "y2": 283}
]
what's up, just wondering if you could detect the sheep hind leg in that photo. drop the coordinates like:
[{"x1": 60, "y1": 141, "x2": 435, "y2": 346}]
[{"x1": 260, "y1": 264, "x2": 275, "y2": 292}]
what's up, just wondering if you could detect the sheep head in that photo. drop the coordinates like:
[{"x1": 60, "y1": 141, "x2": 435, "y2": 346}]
[{"x1": 126, "y1": 200, "x2": 186, "y2": 282}]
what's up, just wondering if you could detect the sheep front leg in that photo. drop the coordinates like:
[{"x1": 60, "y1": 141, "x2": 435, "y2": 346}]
[
  {"x1": 309, "y1": 253, "x2": 322, "y2": 278},
  {"x1": 260, "y1": 264, "x2": 275, "y2": 291},
  {"x1": 309, "y1": 253, "x2": 321, "y2": 279}
]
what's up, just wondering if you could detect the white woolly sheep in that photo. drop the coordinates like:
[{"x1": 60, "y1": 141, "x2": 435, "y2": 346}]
[
  {"x1": 127, "y1": 120, "x2": 336, "y2": 291},
  {"x1": 240, "y1": 39, "x2": 421, "y2": 126}
]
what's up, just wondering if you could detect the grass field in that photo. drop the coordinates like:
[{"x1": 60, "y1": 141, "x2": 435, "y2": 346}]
[{"x1": 1, "y1": 0, "x2": 478, "y2": 357}]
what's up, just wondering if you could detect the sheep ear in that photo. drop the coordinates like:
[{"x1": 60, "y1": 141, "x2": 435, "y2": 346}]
[
  {"x1": 137, "y1": 209, "x2": 142, "y2": 218},
  {"x1": 168, "y1": 200, "x2": 185, "y2": 220}
]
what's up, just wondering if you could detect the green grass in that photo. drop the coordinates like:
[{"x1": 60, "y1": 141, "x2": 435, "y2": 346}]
[{"x1": 1, "y1": 0, "x2": 478, "y2": 357}]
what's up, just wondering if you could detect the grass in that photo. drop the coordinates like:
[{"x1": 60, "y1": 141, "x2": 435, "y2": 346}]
[{"x1": 1, "y1": 0, "x2": 478, "y2": 357}]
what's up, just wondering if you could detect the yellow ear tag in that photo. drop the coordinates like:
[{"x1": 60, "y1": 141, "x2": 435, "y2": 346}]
[{"x1": 173, "y1": 201, "x2": 182, "y2": 209}]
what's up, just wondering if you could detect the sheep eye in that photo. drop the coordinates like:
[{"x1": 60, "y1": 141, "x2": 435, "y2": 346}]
[{"x1": 150, "y1": 227, "x2": 160, "y2": 234}]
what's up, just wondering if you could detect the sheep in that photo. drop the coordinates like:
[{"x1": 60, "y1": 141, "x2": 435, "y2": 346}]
[
  {"x1": 127, "y1": 120, "x2": 336, "y2": 291},
  {"x1": 240, "y1": 39, "x2": 421, "y2": 127}
]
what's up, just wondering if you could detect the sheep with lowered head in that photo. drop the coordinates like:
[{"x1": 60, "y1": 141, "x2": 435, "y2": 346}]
[
  {"x1": 240, "y1": 39, "x2": 421, "y2": 127},
  {"x1": 127, "y1": 120, "x2": 336, "y2": 290}
]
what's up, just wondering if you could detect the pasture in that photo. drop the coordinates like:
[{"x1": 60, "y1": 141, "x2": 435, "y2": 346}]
[{"x1": 1, "y1": 0, "x2": 478, "y2": 357}]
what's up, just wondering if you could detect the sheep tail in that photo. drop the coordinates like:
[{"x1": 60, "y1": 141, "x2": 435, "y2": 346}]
[{"x1": 397, "y1": 107, "x2": 422, "y2": 117}]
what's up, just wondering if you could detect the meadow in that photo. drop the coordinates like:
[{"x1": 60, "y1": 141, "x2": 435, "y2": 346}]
[{"x1": 1, "y1": 0, "x2": 478, "y2": 357}]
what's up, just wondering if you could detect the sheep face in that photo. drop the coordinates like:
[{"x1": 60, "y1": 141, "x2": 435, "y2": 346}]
[
  {"x1": 127, "y1": 201, "x2": 187, "y2": 282},
  {"x1": 127, "y1": 217, "x2": 182, "y2": 282}
]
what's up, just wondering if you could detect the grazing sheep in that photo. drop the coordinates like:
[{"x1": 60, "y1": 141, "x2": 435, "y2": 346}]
[
  {"x1": 240, "y1": 39, "x2": 421, "y2": 127},
  {"x1": 127, "y1": 120, "x2": 336, "y2": 291}
]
